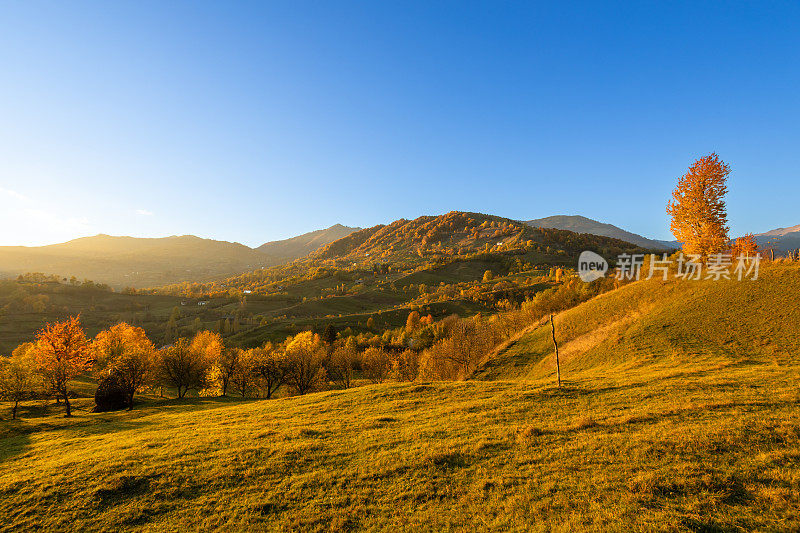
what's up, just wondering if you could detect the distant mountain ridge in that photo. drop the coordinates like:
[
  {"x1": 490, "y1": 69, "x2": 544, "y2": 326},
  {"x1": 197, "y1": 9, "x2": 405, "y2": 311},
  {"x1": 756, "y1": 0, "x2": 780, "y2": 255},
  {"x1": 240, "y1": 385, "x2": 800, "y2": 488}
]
[
  {"x1": 312, "y1": 211, "x2": 647, "y2": 265},
  {"x1": 757, "y1": 224, "x2": 800, "y2": 237},
  {"x1": 524, "y1": 215, "x2": 800, "y2": 255},
  {"x1": 525, "y1": 215, "x2": 675, "y2": 250},
  {"x1": 751, "y1": 225, "x2": 800, "y2": 253},
  {"x1": 0, "y1": 225, "x2": 358, "y2": 288},
  {"x1": 10, "y1": 213, "x2": 798, "y2": 291},
  {"x1": 181, "y1": 211, "x2": 651, "y2": 297},
  {"x1": 257, "y1": 224, "x2": 359, "y2": 262}
]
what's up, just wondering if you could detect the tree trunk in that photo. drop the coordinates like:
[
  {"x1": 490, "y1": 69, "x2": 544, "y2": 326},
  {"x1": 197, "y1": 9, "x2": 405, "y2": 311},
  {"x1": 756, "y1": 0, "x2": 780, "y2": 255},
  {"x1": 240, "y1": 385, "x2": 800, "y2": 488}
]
[
  {"x1": 64, "y1": 392, "x2": 72, "y2": 417},
  {"x1": 12, "y1": 400, "x2": 18, "y2": 420},
  {"x1": 550, "y1": 313, "x2": 561, "y2": 388}
]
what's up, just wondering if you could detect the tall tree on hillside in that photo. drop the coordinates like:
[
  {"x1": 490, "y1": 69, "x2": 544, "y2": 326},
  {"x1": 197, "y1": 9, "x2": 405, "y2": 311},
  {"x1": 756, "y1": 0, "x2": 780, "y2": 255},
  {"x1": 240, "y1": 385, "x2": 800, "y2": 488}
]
[
  {"x1": 362, "y1": 347, "x2": 392, "y2": 383},
  {"x1": 212, "y1": 347, "x2": 240, "y2": 396},
  {"x1": 667, "y1": 153, "x2": 730, "y2": 257},
  {"x1": 405, "y1": 311, "x2": 421, "y2": 333},
  {"x1": 31, "y1": 317, "x2": 91, "y2": 417},
  {"x1": 328, "y1": 340, "x2": 358, "y2": 389},
  {"x1": 191, "y1": 330, "x2": 224, "y2": 364},
  {"x1": 321, "y1": 324, "x2": 338, "y2": 345}
]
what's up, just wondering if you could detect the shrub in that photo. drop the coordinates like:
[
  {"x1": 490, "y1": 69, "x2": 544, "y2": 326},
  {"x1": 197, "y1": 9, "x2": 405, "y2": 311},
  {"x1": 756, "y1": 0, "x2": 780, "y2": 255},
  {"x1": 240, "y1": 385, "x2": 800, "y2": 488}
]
[{"x1": 94, "y1": 374, "x2": 129, "y2": 412}]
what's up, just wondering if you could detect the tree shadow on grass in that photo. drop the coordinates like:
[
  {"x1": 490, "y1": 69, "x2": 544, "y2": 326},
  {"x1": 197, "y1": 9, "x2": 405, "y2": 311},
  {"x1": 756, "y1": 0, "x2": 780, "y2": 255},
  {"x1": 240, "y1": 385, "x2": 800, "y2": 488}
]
[
  {"x1": 0, "y1": 429, "x2": 31, "y2": 465},
  {"x1": 0, "y1": 394, "x2": 258, "y2": 465}
]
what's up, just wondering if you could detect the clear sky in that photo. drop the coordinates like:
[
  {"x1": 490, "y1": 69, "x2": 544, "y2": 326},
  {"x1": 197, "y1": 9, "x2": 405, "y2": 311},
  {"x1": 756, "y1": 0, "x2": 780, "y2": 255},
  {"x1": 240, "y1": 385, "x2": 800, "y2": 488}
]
[{"x1": 1, "y1": 1, "x2": 798, "y2": 247}]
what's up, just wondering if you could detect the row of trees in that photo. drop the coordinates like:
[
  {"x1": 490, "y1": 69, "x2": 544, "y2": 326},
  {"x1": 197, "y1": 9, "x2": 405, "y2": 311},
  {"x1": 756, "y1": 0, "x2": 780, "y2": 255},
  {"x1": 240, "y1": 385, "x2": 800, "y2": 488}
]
[{"x1": 0, "y1": 320, "x2": 362, "y2": 418}]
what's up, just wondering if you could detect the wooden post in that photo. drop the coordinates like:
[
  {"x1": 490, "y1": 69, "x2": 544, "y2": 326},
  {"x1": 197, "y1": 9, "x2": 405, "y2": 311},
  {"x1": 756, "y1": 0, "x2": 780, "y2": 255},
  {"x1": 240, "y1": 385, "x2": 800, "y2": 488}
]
[{"x1": 550, "y1": 313, "x2": 561, "y2": 388}]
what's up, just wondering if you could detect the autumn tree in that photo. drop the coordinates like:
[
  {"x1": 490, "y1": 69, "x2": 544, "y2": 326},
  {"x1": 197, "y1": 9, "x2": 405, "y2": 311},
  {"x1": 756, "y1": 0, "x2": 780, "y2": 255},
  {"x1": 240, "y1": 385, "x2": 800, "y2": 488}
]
[
  {"x1": 157, "y1": 338, "x2": 212, "y2": 398},
  {"x1": 191, "y1": 330, "x2": 223, "y2": 362},
  {"x1": 419, "y1": 317, "x2": 491, "y2": 380},
  {"x1": 30, "y1": 317, "x2": 91, "y2": 417},
  {"x1": 283, "y1": 332, "x2": 327, "y2": 395},
  {"x1": 228, "y1": 347, "x2": 256, "y2": 397},
  {"x1": 395, "y1": 349, "x2": 421, "y2": 382},
  {"x1": 251, "y1": 343, "x2": 288, "y2": 398},
  {"x1": 0, "y1": 343, "x2": 37, "y2": 419},
  {"x1": 328, "y1": 339, "x2": 359, "y2": 389},
  {"x1": 92, "y1": 322, "x2": 155, "y2": 409},
  {"x1": 362, "y1": 347, "x2": 392, "y2": 383},
  {"x1": 731, "y1": 233, "x2": 758, "y2": 258},
  {"x1": 212, "y1": 347, "x2": 240, "y2": 396},
  {"x1": 667, "y1": 153, "x2": 730, "y2": 257},
  {"x1": 321, "y1": 324, "x2": 338, "y2": 345},
  {"x1": 405, "y1": 311, "x2": 421, "y2": 333}
]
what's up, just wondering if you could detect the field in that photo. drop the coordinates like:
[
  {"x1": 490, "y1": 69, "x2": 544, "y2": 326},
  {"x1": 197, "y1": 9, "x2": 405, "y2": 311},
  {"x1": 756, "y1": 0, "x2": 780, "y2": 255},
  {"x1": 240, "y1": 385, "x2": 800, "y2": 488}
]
[{"x1": 1, "y1": 265, "x2": 799, "y2": 531}]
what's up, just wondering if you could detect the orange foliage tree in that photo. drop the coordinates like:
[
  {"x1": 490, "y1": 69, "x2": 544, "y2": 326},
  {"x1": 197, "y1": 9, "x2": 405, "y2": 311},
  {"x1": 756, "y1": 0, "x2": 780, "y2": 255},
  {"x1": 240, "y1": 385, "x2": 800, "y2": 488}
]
[
  {"x1": 31, "y1": 317, "x2": 91, "y2": 417},
  {"x1": 190, "y1": 330, "x2": 224, "y2": 362},
  {"x1": 731, "y1": 233, "x2": 759, "y2": 258},
  {"x1": 283, "y1": 332, "x2": 327, "y2": 395},
  {"x1": 92, "y1": 322, "x2": 155, "y2": 409},
  {"x1": 667, "y1": 153, "x2": 730, "y2": 257}
]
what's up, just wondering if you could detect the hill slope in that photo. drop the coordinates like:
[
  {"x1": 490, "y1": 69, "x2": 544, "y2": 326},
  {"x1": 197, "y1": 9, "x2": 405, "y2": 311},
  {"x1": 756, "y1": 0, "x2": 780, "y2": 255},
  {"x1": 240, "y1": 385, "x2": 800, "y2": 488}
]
[
  {"x1": 314, "y1": 211, "x2": 648, "y2": 265},
  {"x1": 477, "y1": 263, "x2": 800, "y2": 382},
  {"x1": 256, "y1": 224, "x2": 359, "y2": 261},
  {"x1": 526, "y1": 215, "x2": 675, "y2": 250}
]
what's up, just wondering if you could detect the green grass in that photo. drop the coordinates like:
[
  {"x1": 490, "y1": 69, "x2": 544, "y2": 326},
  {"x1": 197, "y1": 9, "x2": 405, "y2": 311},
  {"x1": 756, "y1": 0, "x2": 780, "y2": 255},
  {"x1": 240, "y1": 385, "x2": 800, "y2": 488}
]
[{"x1": 2, "y1": 265, "x2": 799, "y2": 531}]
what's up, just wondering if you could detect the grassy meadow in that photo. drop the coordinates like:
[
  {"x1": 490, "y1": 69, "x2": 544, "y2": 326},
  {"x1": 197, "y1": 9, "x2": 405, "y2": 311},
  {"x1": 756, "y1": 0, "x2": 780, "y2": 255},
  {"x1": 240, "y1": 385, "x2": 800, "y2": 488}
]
[{"x1": 1, "y1": 264, "x2": 799, "y2": 531}]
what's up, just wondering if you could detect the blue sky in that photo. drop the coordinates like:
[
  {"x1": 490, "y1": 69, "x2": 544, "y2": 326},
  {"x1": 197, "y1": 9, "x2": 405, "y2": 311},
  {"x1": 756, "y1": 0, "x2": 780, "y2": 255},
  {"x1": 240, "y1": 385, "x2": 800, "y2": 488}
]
[{"x1": 1, "y1": 1, "x2": 798, "y2": 247}]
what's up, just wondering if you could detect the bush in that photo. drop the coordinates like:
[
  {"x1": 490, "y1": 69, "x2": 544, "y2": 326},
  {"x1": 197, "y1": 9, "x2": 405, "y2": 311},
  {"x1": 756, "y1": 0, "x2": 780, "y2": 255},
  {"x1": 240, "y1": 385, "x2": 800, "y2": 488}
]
[{"x1": 94, "y1": 374, "x2": 129, "y2": 412}]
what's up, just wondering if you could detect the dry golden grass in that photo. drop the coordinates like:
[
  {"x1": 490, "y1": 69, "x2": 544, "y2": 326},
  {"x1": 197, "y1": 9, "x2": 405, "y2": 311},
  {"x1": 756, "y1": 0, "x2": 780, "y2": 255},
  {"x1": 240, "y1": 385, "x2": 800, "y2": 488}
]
[{"x1": 1, "y1": 360, "x2": 799, "y2": 531}]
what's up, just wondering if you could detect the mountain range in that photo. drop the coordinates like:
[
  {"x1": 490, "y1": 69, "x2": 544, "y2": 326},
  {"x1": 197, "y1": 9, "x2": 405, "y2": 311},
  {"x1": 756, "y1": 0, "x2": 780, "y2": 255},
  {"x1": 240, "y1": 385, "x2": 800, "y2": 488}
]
[
  {"x1": 1, "y1": 213, "x2": 797, "y2": 288},
  {"x1": 0, "y1": 225, "x2": 359, "y2": 288}
]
